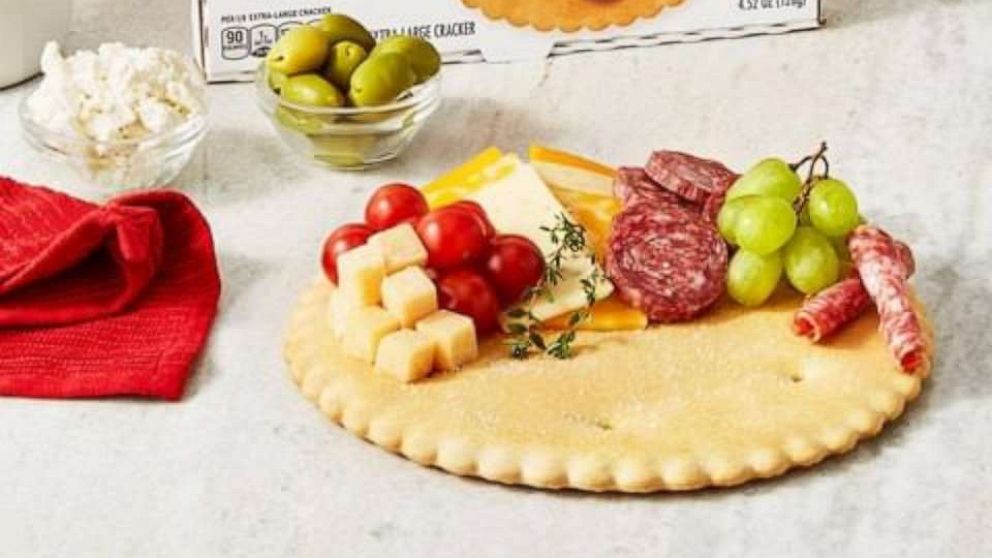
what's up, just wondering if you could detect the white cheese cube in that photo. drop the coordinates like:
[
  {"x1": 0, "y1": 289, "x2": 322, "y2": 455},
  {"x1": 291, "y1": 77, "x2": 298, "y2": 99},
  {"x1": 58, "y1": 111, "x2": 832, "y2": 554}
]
[
  {"x1": 369, "y1": 223, "x2": 428, "y2": 273},
  {"x1": 326, "y1": 288, "x2": 364, "y2": 340},
  {"x1": 415, "y1": 310, "x2": 478, "y2": 371},
  {"x1": 343, "y1": 306, "x2": 400, "y2": 363},
  {"x1": 381, "y1": 267, "x2": 438, "y2": 328},
  {"x1": 337, "y1": 244, "x2": 386, "y2": 306},
  {"x1": 375, "y1": 330, "x2": 437, "y2": 383}
]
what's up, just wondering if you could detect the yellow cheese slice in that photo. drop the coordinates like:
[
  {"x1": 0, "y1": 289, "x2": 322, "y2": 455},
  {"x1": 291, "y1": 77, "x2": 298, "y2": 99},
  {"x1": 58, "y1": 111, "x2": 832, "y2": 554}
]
[
  {"x1": 542, "y1": 295, "x2": 649, "y2": 331},
  {"x1": 422, "y1": 147, "x2": 504, "y2": 209},
  {"x1": 529, "y1": 144, "x2": 616, "y2": 178},
  {"x1": 533, "y1": 161, "x2": 616, "y2": 197}
]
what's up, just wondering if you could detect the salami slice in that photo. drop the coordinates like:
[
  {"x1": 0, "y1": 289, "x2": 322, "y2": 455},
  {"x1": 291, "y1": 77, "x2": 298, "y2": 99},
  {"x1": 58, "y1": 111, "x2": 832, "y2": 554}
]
[
  {"x1": 849, "y1": 226, "x2": 926, "y2": 372},
  {"x1": 645, "y1": 151, "x2": 738, "y2": 205},
  {"x1": 606, "y1": 204, "x2": 728, "y2": 323},
  {"x1": 795, "y1": 233, "x2": 917, "y2": 346},
  {"x1": 614, "y1": 167, "x2": 698, "y2": 213},
  {"x1": 701, "y1": 173, "x2": 739, "y2": 224}
]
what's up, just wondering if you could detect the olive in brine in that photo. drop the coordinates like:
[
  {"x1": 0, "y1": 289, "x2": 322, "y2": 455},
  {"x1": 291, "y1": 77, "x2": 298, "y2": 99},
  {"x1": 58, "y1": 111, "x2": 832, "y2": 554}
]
[
  {"x1": 266, "y1": 25, "x2": 330, "y2": 75},
  {"x1": 324, "y1": 41, "x2": 368, "y2": 90},
  {"x1": 371, "y1": 35, "x2": 441, "y2": 83},
  {"x1": 348, "y1": 53, "x2": 417, "y2": 107},
  {"x1": 280, "y1": 74, "x2": 346, "y2": 107},
  {"x1": 267, "y1": 68, "x2": 289, "y2": 93},
  {"x1": 313, "y1": 14, "x2": 376, "y2": 51}
]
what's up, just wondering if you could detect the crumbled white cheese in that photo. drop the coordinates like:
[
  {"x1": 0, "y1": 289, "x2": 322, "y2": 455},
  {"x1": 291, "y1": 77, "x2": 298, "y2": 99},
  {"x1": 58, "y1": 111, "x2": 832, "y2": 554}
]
[{"x1": 27, "y1": 42, "x2": 205, "y2": 143}]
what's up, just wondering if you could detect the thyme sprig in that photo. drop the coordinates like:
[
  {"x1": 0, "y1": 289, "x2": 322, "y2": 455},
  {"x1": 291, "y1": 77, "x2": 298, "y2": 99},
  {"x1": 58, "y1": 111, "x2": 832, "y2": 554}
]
[{"x1": 505, "y1": 214, "x2": 606, "y2": 360}]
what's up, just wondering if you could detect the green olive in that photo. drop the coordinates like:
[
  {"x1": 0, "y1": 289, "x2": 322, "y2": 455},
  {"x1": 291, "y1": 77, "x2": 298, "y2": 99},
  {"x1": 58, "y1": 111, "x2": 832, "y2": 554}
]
[
  {"x1": 371, "y1": 35, "x2": 441, "y2": 84},
  {"x1": 313, "y1": 14, "x2": 376, "y2": 51},
  {"x1": 275, "y1": 106, "x2": 325, "y2": 135},
  {"x1": 348, "y1": 53, "x2": 417, "y2": 107},
  {"x1": 280, "y1": 74, "x2": 345, "y2": 108},
  {"x1": 267, "y1": 68, "x2": 289, "y2": 93},
  {"x1": 266, "y1": 25, "x2": 331, "y2": 75},
  {"x1": 311, "y1": 134, "x2": 378, "y2": 168},
  {"x1": 324, "y1": 41, "x2": 368, "y2": 90}
]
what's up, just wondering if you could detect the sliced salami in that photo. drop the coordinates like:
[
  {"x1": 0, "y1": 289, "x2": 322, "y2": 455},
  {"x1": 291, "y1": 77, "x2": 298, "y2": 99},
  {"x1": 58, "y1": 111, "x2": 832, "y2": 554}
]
[
  {"x1": 848, "y1": 226, "x2": 926, "y2": 372},
  {"x1": 645, "y1": 151, "x2": 738, "y2": 205},
  {"x1": 614, "y1": 167, "x2": 698, "y2": 213},
  {"x1": 701, "y1": 173, "x2": 738, "y2": 224},
  {"x1": 606, "y1": 203, "x2": 728, "y2": 323},
  {"x1": 795, "y1": 232, "x2": 917, "y2": 346}
]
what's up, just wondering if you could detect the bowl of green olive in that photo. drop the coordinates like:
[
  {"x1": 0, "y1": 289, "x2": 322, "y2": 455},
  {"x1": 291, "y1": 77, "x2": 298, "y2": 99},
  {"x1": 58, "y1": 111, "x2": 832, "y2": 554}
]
[{"x1": 255, "y1": 14, "x2": 442, "y2": 170}]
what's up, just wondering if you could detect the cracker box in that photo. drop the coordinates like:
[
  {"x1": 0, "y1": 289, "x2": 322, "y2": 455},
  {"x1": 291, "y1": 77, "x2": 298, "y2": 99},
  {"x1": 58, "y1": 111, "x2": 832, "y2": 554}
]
[{"x1": 191, "y1": 0, "x2": 822, "y2": 83}]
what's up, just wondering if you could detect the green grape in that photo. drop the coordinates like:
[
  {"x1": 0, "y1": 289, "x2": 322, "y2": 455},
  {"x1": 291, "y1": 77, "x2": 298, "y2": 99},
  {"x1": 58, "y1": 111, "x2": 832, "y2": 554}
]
[
  {"x1": 716, "y1": 195, "x2": 755, "y2": 245},
  {"x1": 829, "y1": 234, "x2": 851, "y2": 263},
  {"x1": 726, "y1": 158, "x2": 803, "y2": 203},
  {"x1": 727, "y1": 249, "x2": 783, "y2": 307},
  {"x1": 808, "y1": 178, "x2": 860, "y2": 237},
  {"x1": 733, "y1": 196, "x2": 798, "y2": 255},
  {"x1": 783, "y1": 226, "x2": 840, "y2": 295}
]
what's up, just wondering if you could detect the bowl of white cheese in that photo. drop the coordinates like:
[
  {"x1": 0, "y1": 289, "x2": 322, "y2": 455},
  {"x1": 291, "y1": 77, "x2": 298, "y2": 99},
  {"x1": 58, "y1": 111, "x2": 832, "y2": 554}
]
[{"x1": 19, "y1": 42, "x2": 207, "y2": 194}]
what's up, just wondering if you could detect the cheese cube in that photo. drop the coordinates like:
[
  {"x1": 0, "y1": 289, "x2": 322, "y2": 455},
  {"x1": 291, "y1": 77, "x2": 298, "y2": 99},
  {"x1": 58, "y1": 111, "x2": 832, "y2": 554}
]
[
  {"x1": 415, "y1": 310, "x2": 478, "y2": 371},
  {"x1": 381, "y1": 267, "x2": 438, "y2": 328},
  {"x1": 337, "y1": 244, "x2": 386, "y2": 306},
  {"x1": 369, "y1": 223, "x2": 428, "y2": 273},
  {"x1": 375, "y1": 330, "x2": 437, "y2": 383},
  {"x1": 343, "y1": 306, "x2": 400, "y2": 363},
  {"x1": 327, "y1": 288, "x2": 364, "y2": 340}
]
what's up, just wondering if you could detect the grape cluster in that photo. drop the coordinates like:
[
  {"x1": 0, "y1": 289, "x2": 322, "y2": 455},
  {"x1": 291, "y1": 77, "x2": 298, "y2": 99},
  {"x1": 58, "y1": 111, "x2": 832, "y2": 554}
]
[{"x1": 718, "y1": 144, "x2": 862, "y2": 307}]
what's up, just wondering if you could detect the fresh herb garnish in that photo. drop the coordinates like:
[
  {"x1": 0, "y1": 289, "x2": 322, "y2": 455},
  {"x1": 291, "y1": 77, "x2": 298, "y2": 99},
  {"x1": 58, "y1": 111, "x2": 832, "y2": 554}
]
[{"x1": 505, "y1": 214, "x2": 607, "y2": 360}]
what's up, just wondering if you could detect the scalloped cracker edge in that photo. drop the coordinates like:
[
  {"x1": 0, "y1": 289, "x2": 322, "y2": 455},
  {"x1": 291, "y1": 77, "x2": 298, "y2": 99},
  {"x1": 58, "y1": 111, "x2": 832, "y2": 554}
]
[
  {"x1": 284, "y1": 279, "x2": 933, "y2": 493},
  {"x1": 461, "y1": 0, "x2": 686, "y2": 33}
]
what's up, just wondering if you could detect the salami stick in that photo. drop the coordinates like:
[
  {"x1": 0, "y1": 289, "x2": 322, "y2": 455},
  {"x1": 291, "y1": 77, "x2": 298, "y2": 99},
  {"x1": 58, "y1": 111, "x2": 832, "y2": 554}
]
[
  {"x1": 794, "y1": 277, "x2": 873, "y2": 342},
  {"x1": 848, "y1": 226, "x2": 926, "y2": 372},
  {"x1": 794, "y1": 239, "x2": 915, "y2": 343}
]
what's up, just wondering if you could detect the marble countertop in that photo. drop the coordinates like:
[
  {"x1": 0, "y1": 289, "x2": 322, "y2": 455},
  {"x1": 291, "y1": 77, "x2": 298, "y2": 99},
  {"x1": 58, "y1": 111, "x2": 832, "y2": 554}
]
[{"x1": 1, "y1": 0, "x2": 990, "y2": 556}]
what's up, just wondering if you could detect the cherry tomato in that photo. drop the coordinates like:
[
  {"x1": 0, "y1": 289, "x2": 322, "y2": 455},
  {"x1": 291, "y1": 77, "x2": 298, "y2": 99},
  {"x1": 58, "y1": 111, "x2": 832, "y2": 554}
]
[
  {"x1": 449, "y1": 200, "x2": 495, "y2": 239},
  {"x1": 436, "y1": 269, "x2": 502, "y2": 335},
  {"x1": 415, "y1": 207, "x2": 489, "y2": 270},
  {"x1": 483, "y1": 234, "x2": 546, "y2": 306},
  {"x1": 321, "y1": 223, "x2": 372, "y2": 283},
  {"x1": 364, "y1": 183, "x2": 429, "y2": 231}
]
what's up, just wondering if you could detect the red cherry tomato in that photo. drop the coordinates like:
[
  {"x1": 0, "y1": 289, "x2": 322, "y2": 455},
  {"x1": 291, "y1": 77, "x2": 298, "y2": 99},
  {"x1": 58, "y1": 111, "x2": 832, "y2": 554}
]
[
  {"x1": 436, "y1": 269, "x2": 502, "y2": 335},
  {"x1": 321, "y1": 223, "x2": 372, "y2": 283},
  {"x1": 449, "y1": 200, "x2": 495, "y2": 239},
  {"x1": 483, "y1": 234, "x2": 546, "y2": 306},
  {"x1": 364, "y1": 183, "x2": 429, "y2": 231},
  {"x1": 415, "y1": 207, "x2": 489, "y2": 270}
]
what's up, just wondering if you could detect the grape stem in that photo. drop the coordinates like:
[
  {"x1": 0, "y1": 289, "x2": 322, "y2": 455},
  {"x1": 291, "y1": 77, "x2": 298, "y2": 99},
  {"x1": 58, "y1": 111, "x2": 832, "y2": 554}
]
[{"x1": 793, "y1": 141, "x2": 831, "y2": 215}]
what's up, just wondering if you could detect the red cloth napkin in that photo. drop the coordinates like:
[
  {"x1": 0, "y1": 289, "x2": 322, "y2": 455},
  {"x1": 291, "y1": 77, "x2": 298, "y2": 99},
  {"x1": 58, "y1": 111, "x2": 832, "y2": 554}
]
[{"x1": 0, "y1": 177, "x2": 221, "y2": 400}]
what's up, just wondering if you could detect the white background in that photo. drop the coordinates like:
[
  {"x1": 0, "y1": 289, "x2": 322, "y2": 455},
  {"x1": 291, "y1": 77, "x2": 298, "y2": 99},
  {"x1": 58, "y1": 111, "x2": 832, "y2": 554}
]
[{"x1": 0, "y1": 0, "x2": 990, "y2": 556}]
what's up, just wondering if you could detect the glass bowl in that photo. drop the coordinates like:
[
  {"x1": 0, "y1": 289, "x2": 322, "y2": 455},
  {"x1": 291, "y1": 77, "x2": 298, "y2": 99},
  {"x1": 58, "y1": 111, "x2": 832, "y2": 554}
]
[
  {"x1": 19, "y1": 94, "x2": 207, "y2": 196},
  {"x1": 254, "y1": 64, "x2": 441, "y2": 170}
]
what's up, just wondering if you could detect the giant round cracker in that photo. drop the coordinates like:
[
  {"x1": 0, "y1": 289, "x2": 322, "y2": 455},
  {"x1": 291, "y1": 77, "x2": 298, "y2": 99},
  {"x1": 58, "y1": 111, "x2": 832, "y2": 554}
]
[
  {"x1": 284, "y1": 279, "x2": 934, "y2": 492},
  {"x1": 462, "y1": 0, "x2": 687, "y2": 33}
]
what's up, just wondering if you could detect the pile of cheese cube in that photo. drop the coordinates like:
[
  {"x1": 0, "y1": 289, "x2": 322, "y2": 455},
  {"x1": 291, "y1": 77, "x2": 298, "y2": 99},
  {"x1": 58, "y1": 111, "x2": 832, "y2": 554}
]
[{"x1": 327, "y1": 223, "x2": 479, "y2": 382}]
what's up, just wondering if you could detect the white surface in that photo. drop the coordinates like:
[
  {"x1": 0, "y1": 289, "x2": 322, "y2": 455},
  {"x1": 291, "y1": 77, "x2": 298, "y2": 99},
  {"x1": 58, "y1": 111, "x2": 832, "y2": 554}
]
[
  {"x1": 1, "y1": 1, "x2": 990, "y2": 556},
  {"x1": 0, "y1": 0, "x2": 73, "y2": 87}
]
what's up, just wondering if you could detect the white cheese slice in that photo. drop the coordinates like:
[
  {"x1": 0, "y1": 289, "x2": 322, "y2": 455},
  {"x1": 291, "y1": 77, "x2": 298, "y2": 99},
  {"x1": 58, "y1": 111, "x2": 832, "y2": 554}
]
[
  {"x1": 532, "y1": 160, "x2": 615, "y2": 197},
  {"x1": 467, "y1": 155, "x2": 614, "y2": 324}
]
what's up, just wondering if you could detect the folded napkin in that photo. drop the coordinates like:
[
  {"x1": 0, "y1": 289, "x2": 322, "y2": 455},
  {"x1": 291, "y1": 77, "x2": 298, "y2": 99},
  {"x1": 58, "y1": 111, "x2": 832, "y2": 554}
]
[{"x1": 0, "y1": 177, "x2": 221, "y2": 400}]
